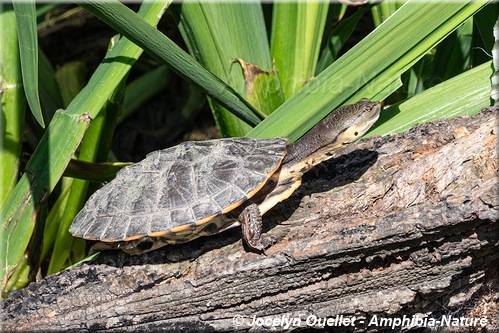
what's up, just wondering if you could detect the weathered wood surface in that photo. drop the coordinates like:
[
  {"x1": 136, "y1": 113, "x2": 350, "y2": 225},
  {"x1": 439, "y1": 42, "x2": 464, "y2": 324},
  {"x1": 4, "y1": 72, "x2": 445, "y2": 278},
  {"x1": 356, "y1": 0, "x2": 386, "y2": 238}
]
[{"x1": 2, "y1": 108, "x2": 498, "y2": 332}]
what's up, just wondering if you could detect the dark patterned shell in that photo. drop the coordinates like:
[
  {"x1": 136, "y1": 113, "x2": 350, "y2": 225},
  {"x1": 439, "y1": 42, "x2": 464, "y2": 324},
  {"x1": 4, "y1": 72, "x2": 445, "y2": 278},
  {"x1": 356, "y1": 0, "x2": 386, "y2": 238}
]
[{"x1": 69, "y1": 137, "x2": 287, "y2": 242}]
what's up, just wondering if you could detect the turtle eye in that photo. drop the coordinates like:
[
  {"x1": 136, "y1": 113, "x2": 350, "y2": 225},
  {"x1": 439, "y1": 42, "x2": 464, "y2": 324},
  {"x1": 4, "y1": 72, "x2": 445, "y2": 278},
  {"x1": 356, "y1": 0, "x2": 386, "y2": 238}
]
[{"x1": 354, "y1": 131, "x2": 359, "y2": 136}]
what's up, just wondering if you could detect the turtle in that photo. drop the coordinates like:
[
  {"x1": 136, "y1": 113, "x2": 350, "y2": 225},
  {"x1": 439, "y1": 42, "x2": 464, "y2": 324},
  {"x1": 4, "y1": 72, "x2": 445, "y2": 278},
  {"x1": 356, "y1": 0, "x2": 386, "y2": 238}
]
[{"x1": 69, "y1": 98, "x2": 381, "y2": 254}]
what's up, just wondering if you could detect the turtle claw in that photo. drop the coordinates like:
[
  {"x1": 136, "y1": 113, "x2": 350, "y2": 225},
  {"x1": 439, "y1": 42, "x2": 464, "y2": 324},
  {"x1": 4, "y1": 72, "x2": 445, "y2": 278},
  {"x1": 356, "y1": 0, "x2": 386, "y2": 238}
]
[
  {"x1": 244, "y1": 233, "x2": 278, "y2": 252},
  {"x1": 239, "y1": 203, "x2": 277, "y2": 252}
]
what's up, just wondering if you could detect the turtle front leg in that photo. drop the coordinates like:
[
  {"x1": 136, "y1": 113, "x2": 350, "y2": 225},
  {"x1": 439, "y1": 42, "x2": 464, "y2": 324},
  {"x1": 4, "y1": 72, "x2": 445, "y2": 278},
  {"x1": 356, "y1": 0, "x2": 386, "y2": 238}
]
[{"x1": 239, "y1": 203, "x2": 277, "y2": 251}]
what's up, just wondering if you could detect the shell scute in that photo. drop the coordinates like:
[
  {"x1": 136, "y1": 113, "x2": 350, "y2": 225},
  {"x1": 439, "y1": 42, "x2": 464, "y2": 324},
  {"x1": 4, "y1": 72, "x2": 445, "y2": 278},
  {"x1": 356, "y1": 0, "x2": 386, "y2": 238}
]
[
  {"x1": 192, "y1": 199, "x2": 221, "y2": 221},
  {"x1": 125, "y1": 215, "x2": 151, "y2": 239}
]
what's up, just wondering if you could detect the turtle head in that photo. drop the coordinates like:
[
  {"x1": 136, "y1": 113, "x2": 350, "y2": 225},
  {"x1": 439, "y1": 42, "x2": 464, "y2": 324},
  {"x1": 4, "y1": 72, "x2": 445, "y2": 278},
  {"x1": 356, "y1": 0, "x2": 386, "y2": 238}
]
[
  {"x1": 329, "y1": 98, "x2": 382, "y2": 146},
  {"x1": 283, "y1": 98, "x2": 381, "y2": 166}
]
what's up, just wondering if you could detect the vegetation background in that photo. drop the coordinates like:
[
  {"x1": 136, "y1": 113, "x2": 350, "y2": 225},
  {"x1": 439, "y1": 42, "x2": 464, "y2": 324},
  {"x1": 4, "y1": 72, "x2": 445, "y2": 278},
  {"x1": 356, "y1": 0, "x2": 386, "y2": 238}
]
[{"x1": 1, "y1": 0, "x2": 496, "y2": 297}]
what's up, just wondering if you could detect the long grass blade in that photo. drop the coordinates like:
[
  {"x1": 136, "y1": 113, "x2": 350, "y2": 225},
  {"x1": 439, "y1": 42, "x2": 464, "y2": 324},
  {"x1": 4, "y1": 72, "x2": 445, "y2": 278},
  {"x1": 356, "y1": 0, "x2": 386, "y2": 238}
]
[
  {"x1": 0, "y1": 4, "x2": 26, "y2": 209},
  {"x1": 12, "y1": 1, "x2": 44, "y2": 127}
]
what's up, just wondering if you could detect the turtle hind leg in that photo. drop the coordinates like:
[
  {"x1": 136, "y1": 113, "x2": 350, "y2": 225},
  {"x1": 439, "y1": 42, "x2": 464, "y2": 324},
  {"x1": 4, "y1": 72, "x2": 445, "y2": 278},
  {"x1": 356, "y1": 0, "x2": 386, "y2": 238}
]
[{"x1": 239, "y1": 203, "x2": 277, "y2": 252}]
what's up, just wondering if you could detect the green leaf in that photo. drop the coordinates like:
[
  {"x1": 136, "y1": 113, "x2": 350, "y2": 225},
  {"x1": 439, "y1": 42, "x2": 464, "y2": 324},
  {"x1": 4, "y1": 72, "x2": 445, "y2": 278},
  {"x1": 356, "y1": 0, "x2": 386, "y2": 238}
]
[
  {"x1": 38, "y1": 49, "x2": 64, "y2": 120},
  {"x1": 1, "y1": 110, "x2": 90, "y2": 294},
  {"x1": 271, "y1": 2, "x2": 329, "y2": 99},
  {"x1": 431, "y1": 19, "x2": 473, "y2": 83},
  {"x1": 230, "y1": 57, "x2": 284, "y2": 117},
  {"x1": 371, "y1": 1, "x2": 401, "y2": 27},
  {"x1": 12, "y1": 1, "x2": 44, "y2": 128},
  {"x1": 247, "y1": 1, "x2": 488, "y2": 142},
  {"x1": 317, "y1": 5, "x2": 372, "y2": 74},
  {"x1": 63, "y1": 160, "x2": 131, "y2": 182},
  {"x1": 367, "y1": 61, "x2": 492, "y2": 137},
  {"x1": 54, "y1": 61, "x2": 87, "y2": 108},
  {"x1": 79, "y1": 0, "x2": 261, "y2": 128},
  {"x1": 0, "y1": 4, "x2": 26, "y2": 209},
  {"x1": 119, "y1": 65, "x2": 171, "y2": 123},
  {"x1": 40, "y1": 177, "x2": 72, "y2": 265},
  {"x1": 46, "y1": 40, "x2": 126, "y2": 274},
  {"x1": 174, "y1": 2, "x2": 279, "y2": 136}
]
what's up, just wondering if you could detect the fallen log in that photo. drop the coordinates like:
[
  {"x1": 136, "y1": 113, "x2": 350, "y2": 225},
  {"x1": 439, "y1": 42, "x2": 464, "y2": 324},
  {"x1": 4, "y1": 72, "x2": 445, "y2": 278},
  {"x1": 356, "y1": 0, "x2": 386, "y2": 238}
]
[{"x1": 2, "y1": 107, "x2": 498, "y2": 332}]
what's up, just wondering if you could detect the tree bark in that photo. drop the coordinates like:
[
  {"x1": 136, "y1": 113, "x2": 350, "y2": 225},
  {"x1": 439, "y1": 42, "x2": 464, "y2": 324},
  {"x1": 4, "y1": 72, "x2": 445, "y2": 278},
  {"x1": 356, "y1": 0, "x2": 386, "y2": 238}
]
[{"x1": 2, "y1": 108, "x2": 498, "y2": 332}]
